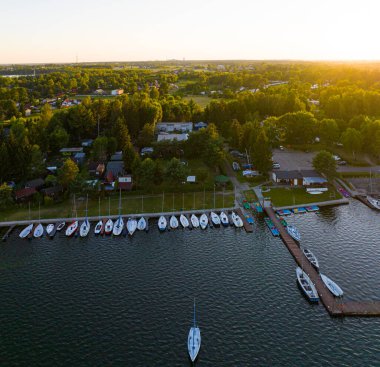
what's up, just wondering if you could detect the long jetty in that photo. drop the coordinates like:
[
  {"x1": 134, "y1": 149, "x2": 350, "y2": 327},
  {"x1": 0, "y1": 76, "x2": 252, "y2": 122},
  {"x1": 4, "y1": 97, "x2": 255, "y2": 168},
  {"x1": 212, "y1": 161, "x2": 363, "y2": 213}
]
[{"x1": 265, "y1": 206, "x2": 380, "y2": 317}]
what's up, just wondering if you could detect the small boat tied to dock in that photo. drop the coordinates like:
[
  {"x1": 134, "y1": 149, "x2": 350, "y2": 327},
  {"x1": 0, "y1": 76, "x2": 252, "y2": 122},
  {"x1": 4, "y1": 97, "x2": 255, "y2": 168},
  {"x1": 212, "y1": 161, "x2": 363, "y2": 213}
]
[
  {"x1": 296, "y1": 267, "x2": 319, "y2": 303},
  {"x1": 286, "y1": 225, "x2": 301, "y2": 242},
  {"x1": 264, "y1": 217, "x2": 279, "y2": 236},
  {"x1": 320, "y1": 273, "x2": 344, "y2": 297}
]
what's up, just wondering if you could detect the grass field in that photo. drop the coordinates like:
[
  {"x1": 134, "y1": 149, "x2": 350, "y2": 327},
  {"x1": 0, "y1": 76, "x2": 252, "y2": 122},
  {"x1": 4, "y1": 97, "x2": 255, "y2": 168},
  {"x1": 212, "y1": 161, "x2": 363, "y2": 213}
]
[
  {"x1": 261, "y1": 186, "x2": 342, "y2": 207},
  {"x1": 0, "y1": 191, "x2": 235, "y2": 222},
  {"x1": 183, "y1": 95, "x2": 212, "y2": 108}
]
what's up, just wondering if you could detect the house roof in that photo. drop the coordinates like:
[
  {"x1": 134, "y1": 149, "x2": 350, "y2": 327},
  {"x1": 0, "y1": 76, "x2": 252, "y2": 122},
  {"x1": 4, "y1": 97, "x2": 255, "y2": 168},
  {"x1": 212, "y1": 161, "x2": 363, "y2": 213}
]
[
  {"x1": 157, "y1": 133, "x2": 189, "y2": 142},
  {"x1": 25, "y1": 178, "x2": 44, "y2": 189},
  {"x1": 41, "y1": 185, "x2": 63, "y2": 196},
  {"x1": 274, "y1": 170, "x2": 323, "y2": 180},
  {"x1": 60, "y1": 147, "x2": 83, "y2": 153},
  {"x1": 106, "y1": 161, "x2": 124, "y2": 180},
  {"x1": 14, "y1": 187, "x2": 37, "y2": 200},
  {"x1": 110, "y1": 152, "x2": 123, "y2": 161}
]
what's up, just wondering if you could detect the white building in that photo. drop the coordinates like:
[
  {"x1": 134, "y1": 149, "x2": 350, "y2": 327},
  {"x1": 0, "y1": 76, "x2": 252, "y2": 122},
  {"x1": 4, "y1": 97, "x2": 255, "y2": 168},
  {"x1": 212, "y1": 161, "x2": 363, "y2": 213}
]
[
  {"x1": 156, "y1": 122, "x2": 193, "y2": 133},
  {"x1": 157, "y1": 133, "x2": 189, "y2": 142}
]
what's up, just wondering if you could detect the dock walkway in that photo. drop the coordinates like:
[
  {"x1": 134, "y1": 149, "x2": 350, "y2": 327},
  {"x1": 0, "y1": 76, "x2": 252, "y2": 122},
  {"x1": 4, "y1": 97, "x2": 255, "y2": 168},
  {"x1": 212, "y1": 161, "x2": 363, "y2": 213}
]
[{"x1": 265, "y1": 206, "x2": 380, "y2": 317}]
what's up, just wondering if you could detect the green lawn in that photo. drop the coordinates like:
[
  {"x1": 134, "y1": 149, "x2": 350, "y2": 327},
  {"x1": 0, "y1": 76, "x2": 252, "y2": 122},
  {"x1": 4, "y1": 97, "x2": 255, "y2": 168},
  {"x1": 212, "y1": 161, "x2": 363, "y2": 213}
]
[
  {"x1": 183, "y1": 95, "x2": 212, "y2": 108},
  {"x1": 0, "y1": 191, "x2": 234, "y2": 222},
  {"x1": 262, "y1": 186, "x2": 342, "y2": 207}
]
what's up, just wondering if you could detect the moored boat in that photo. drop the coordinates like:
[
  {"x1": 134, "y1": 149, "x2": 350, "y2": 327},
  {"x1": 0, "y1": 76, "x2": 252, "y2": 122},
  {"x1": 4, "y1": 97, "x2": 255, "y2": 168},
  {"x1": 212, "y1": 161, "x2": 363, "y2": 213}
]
[
  {"x1": 302, "y1": 248, "x2": 319, "y2": 270},
  {"x1": 46, "y1": 223, "x2": 55, "y2": 237},
  {"x1": 180, "y1": 214, "x2": 190, "y2": 229},
  {"x1": 104, "y1": 219, "x2": 113, "y2": 235},
  {"x1": 199, "y1": 214, "x2": 208, "y2": 229},
  {"x1": 80, "y1": 219, "x2": 90, "y2": 237},
  {"x1": 367, "y1": 196, "x2": 380, "y2": 210},
  {"x1": 286, "y1": 225, "x2": 301, "y2": 242},
  {"x1": 65, "y1": 221, "x2": 78, "y2": 237},
  {"x1": 210, "y1": 211, "x2": 221, "y2": 227},
  {"x1": 94, "y1": 220, "x2": 103, "y2": 235},
  {"x1": 296, "y1": 267, "x2": 319, "y2": 303},
  {"x1": 137, "y1": 217, "x2": 146, "y2": 231},
  {"x1": 127, "y1": 217, "x2": 137, "y2": 236},
  {"x1": 19, "y1": 224, "x2": 33, "y2": 239},
  {"x1": 190, "y1": 214, "x2": 199, "y2": 228},
  {"x1": 244, "y1": 214, "x2": 254, "y2": 224},
  {"x1": 113, "y1": 216, "x2": 124, "y2": 236},
  {"x1": 56, "y1": 222, "x2": 65, "y2": 231},
  {"x1": 320, "y1": 273, "x2": 344, "y2": 297},
  {"x1": 188, "y1": 300, "x2": 201, "y2": 362},
  {"x1": 219, "y1": 211, "x2": 229, "y2": 226},
  {"x1": 33, "y1": 223, "x2": 44, "y2": 238},
  {"x1": 293, "y1": 207, "x2": 307, "y2": 214},
  {"x1": 158, "y1": 216, "x2": 167, "y2": 231},
  {"x1": 170, "y1": 215, "x2": 179, "y2": 229},
  {"x1": 264, "y1": 217, "x2": 279, "y2": 236},
  {"x1": 231, "y1": 212, "x2": 243, "y2": 228}
]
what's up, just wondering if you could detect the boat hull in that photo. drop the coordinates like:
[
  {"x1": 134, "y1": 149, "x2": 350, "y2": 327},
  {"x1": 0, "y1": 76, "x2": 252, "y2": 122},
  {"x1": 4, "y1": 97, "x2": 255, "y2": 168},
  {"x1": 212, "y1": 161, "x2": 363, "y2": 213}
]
[
  {"x1": 180, "y1": 215, "x2": 189, "y2": 228},
  {"x1": 158, "y1": 216, "x2": 167, "y2": 231},
  {"x1": 296, "y1": 267, "x2": 319, "y2": 303},
  {"x1": 33, "y1": 224, "x2": 44, "y2": 238},
  {"x1": 94, "y1": 220, "x2": 103, "y2": 235},
  {"x1": 137, "y1": 217, "x2": 146, "y2": 231},
  {"x1": 19, "y1": 224, "x2": 33, "y2": 239},
  {"x1": 188, "y1": 327, "x2": 201, "y2": 362},
  {"x1": 112, "y1": 217, "x2": 124, "y2": 236},
  {"x1": 127, "y1": 219, "x2": 137, "y2": 236},
  {"x1": 65, "y1": 221, "x2": 78, "y2": 237},
  {"x1": 320, "y1": 273, "x2": 344, "y2": 297}
]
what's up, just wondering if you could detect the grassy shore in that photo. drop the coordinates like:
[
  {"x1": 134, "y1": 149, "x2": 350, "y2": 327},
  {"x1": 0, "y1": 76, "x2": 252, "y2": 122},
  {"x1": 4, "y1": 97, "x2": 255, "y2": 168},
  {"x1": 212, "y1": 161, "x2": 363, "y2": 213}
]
[{"x1": 0, "y1": 191, "x2": 235, "y2": 222}]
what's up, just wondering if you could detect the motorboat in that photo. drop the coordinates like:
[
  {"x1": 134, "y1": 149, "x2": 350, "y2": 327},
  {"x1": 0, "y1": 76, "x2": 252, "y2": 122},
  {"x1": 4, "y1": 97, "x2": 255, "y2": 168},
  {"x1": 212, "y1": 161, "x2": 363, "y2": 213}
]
[
  {"x1": 169, "y1": 215, "x2": 179, "y2": 229},
  {"x1": 56, "y1": 222, "x2": 65, "y2": 231},
  {"x1": 94, "y1": 220, "x2": 103, "y2": 235},
  {"x1": 46, "y1": 223, "x2": 55, "y2": 237},
  {"x1": 80, "y1": 218, "x2": 90, "y2": 237},
  {"x1": 180, "y1": 214, "x2": 190, "y2": 229},
  {"x1": 19, "y1": 224, "x2": 33, "y2": 239},
  {"x1": 112, "y1": 216, "x2": 124, "y2": 236},
  {"x1": 33, "y1": 223, "x2": 44, "y2": 238},
  {"x1": 65, "y1": 221, "x2": 78, "y2": 237},
  {"x1": 137, "y1": 217, "x2": 147, "y2": 231},
  {"x1": 303, "y1": 248, "x2": 319, "y2": 270},
  {"x1": 158, "y1": 216, "x2": 167, "y2": 231},
  {"x1": 219, "y1": 211, "x2": 229, "y2": 226},
  {"x1": 286, "y1": 225, "x2": 301, "y2": 242},
  {"x1": 231, "y1": 212, "x2": 243, "y2": 228},
  {"x1": 320, "y1": 273, "x2": 344, "y2": 297},
  {"x1": 190, "y1": 214, "x2": 199, "y2": 228},
  {"x1": 367, "y1": 196, "x2": 380, "y2": 210},
  {"x1": 210, "y1": 212, "x2": 221, "y2": 227},
  {"x1": 296, "y1": 267, "x2": 319, "y2": 303},
  {"x1": 199, "y1": 214, "x2": 208, "y2": 229},
  {"x1": 188, "y1": 300, "x2": 201, "y2": 362},
  {"x1": 127, "y1": 218, "x2": 137, "y2": 236},
  {"x1": 104, "y1": 219, "x2": 113, "y2": 235}
]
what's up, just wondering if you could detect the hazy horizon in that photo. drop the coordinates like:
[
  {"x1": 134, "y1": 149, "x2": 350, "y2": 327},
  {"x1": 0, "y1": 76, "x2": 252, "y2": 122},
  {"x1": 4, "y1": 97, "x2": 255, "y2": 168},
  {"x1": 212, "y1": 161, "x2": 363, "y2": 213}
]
[{"x1": 1, "y1": 0, "x2": 379, "y2": 64}]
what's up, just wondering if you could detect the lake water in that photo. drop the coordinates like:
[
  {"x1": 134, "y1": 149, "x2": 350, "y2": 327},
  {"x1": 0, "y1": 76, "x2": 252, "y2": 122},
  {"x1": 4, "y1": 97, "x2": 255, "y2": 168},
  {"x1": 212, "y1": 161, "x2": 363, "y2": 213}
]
[{"x1": 0, "y1": 199, "x2": 379, "y2": 366}]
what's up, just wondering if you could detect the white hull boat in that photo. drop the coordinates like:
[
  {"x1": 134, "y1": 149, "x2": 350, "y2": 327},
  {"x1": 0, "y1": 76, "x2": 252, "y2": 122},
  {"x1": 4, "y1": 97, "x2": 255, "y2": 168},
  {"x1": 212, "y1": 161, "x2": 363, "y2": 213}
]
[
  {"x1": 287, "y1": 225, "x2": 301, "y2": 242},
  {"x1": 80, "y1": 219, "x2": 90, "y2": 237},
  {"x1": 158, "y1": 216, "x2": 167, "y2": 231},
  {"x1": 231, "y1": 212, "x2": 243, "y2": 228},
  {"x1": 296, "y1": 267, "x2": 319, "y2": 302},
  {"x1": 33, "y1": 223, "x2": 44, "y2": 238},
  {"x1": 56, "y1": 222, "x2": 65, "y2": 231},
  {"x1": 46, "y1": 224, "x2": 55, "y2": 236},
  {"x1": 199, "y1": 214, "x2": 208, "y2": 229},
  {"x1": 190, "y1": 214, "x2": 199, "y2": 228},
  {"x1": 210, "y1": 212, "x2": 221, "y2": 227},
  {"x1": 94, "y1": 220, "x2": 103, "y2": 235},
  {"x1": 105, "y1": 219, "x2": 113, "y2": 235},
  {"x1": 367, "y1": 196, "x2": 380, "y2": 210},
  {"x1": 180, "y1": 214, "x2": 190, "y2": 229},
  {"x1": 113, "y1": 216, "x2": 124, "y2": 236},
  {"x1": 66, "y1": 221, "x2": 78, "y2": 237},
  {"x1": 137, "y1": 217, "x2": 147, "y2": 231},
  {"x1": 19, "y1": 224, "x2": 33, "y2": 239},
  {"x1": 170, "y1": 215, "x2": 179, "y2": 229},
  {"x1": 188, "y1": 301, "x2": 201, "y2": 362},
  {"x1": 320, "y1": 273, "x2": 344, "y2": 297},
  {"x1": 303, "y1": 248, "x2": 319, "y2": 270},
  {"x1": 127, "y1": 218, "x2": 137, "y2": 236},
  {"x1": 219, "y1": 211, "x2": 229, "y2": 226}
]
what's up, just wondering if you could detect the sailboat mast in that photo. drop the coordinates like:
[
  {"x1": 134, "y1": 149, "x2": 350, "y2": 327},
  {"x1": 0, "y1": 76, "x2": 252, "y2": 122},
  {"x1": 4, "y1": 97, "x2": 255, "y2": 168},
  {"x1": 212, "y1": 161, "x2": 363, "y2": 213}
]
[{"x1": 193, "y1": 298, "x2": 196, "y2": 327}]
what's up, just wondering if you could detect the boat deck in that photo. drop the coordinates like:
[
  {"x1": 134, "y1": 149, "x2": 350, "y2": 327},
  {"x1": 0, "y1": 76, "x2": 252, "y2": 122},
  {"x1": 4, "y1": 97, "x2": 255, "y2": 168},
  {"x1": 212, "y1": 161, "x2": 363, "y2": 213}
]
[{"x1": 265, "y1": 206, "x2": 380, "y2": 317}]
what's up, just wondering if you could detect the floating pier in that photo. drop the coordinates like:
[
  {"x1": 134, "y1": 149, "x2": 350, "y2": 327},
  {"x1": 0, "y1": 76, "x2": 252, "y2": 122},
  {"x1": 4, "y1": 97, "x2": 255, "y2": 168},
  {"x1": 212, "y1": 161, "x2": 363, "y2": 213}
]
[
  {"x1": 236, "y1": 208, "x2": 253, "y2": 232},
  {"x1": 265, "y1": 206, "x2": 380, "y2": 317}
]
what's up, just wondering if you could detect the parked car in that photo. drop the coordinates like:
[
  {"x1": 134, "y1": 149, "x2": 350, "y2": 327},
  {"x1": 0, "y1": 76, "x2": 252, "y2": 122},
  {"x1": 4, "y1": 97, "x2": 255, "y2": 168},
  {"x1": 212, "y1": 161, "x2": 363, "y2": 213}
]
[
  {"x1": 337, "y1": 160, "x2": 347, "y2": 165},
  {"x1": 272, "y1": 162, "x2": 281, "y2": 169},
  {"x1": 279, "y1": 145, "x2": 284, "y2": 150}
]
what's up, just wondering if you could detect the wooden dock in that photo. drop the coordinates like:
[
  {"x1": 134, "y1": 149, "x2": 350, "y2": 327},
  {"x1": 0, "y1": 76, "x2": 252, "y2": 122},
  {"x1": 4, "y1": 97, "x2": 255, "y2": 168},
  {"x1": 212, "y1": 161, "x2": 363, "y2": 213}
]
[
  {"x1": 265, "y1": 206, "x2": 380, "y2": 317},
  {"x1": 236, "y1": 208, "x2": 253, "y2": 232}
]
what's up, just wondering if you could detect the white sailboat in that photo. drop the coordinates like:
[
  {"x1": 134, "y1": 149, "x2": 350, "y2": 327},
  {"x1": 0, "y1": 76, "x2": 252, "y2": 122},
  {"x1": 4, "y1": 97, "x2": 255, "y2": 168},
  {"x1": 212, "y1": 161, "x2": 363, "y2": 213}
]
[
  {"x1": 190, "y1": 214, "x2": 199, "y2": 228},
  {"x1": 210, "y1": 211, "x2": 221, "y2": 227},
  {"x1": 137, "y1": 217, "x2": 147, "y2": 231},
  {"x1": 46, "y1": 224, "x2": 55, "y2": 236},
  {"x1": 199, "y1": 213, "x2": 208, "y2": 229},
  {"x1": 19, "y1": 223, "x2": 33, "y2": 239},
  {"x1": 113, "y1": 191, "x2": 124, "y2": 236},
  {"x1": 104, "y1": 197, "x2": 113, "y2": 235},
  {"x1": 158, "y1": 216, "x2": 167, "y2": 231},
  {"x1": 286, "y1": 225, "x2": 301, "y2": 242},
  {"x1": 80, "y1": 195, "x2": 90, "y2": 237},
  {"x1": 66, "y1": 195, "x2": 78, "y2": 237},
  {"x1": 219, "y1": 211, "x2": 229, "y2": 226},
  {"x1": 33, "y1": 204, "x2": 44, "y2": 238},
  {"x1": 231, "y1": 211, "x2": 243, "y2": 228},
  {"x1": 320, "y1": 273, "x2": 344, "y2": 297},
  {"x1": 170, "y1": 215, "x2": 179, "y2": 229},
  {"x1": 187, "y1": 299, "x2": 201, "y2": 362},
  {"x1": 127, "y1": 218, "x2": 137, "y2": 236},
  {"x1": 94, "y1": 197, "x2": 103, "y2": 235},
  {"x1": 180, "y1": 214, "x2": 190, "y2": 228}
]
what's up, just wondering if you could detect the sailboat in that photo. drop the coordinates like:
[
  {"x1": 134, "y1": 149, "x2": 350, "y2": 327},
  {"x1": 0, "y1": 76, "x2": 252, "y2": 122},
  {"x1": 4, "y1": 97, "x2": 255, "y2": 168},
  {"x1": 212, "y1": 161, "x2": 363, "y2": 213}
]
[
  {"x1": 94, "y1": 197, "x2": 103, "y2": 235},
  {"x1": 104, "y1": 197, "x2": 113, "y2": 235},
  {"x1": 286, "y1": 225, "x2": 301, "y2": 242},
  {"x1": 219, "y1": 211, "x2": 229, "y2": 227},
  {"x1": 231, "y1": 211, "x2": 243, "y2": 228},
  {"x1": 127, "y1": 217, "x2": 137, "y2": 236},
  {"x1": 180, "y1": 214, "x2": 190, "y2": 229},
  {"x1": 66, "y1": 195, "x2": 79, "y2": 237},
  {"x1": 190, "y1": 214, "x2": 199, "y2": 228},
  {"x1": 199, "y1": 213, "x2": 208, "y2": 229},
  {"x1": 33, "y1": 203, "x2": 44, "y2": 238},
  {"x1": 137, "y1": 217, "x2": 147, "y2": 231},
  {"x1": 170, "y1": 215, "x2": 179, "y2": 229},
  {"x1": 210, "y1": 211, "x2": 221, "y2": 227},
  {"x1": 80, "y1": 195, "x2": 90, "y2": 237},
  {"x1": 46, "y1": 223, "x2": 56, "y2": 237},
  {"x1": 158, "y1": 216, "x2": 167, "y2": 231},
  {"x1": 20, "y1": 203, "x2": 33, "y2": 238},
  {"x1": 187, "y1": 299, "x2": 201, "y2": 362},
  {"x1": 113, "y1": 190, "x2": 124, "y2": 236}
]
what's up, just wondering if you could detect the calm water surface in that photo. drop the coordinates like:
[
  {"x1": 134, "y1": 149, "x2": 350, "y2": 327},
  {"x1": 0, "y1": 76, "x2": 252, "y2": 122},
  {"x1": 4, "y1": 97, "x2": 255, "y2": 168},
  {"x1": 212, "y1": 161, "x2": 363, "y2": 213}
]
[{"x1": 0, "y1": 199, "x2": 379, "y2": 366}]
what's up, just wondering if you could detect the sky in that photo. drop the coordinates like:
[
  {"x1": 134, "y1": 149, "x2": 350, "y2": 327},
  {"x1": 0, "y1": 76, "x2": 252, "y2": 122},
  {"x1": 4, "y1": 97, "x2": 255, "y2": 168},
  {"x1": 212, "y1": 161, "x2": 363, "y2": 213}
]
[{"x1": 1, "y1": 0, "x2": 380, "y2": 63}]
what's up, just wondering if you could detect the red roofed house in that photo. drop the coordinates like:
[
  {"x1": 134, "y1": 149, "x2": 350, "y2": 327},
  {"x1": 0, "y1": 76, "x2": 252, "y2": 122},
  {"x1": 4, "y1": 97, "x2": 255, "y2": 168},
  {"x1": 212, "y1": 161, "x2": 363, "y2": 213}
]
[
  {"x1": 14, "y1": 187, "x2": 37, "y2": 202},
  {"x1": 118, "y1": 176, "x2": 132, "y2": 191}
]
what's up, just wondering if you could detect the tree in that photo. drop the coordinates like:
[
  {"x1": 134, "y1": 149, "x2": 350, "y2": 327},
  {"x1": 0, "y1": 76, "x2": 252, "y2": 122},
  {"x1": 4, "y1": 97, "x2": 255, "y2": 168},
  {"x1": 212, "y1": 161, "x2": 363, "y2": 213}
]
[
  {"x1": 279, "y1": 111, "x2": 317, "y2": 144},
  {"x1": 93, "y1": 136, "x2": 109, "y2": 161},
  {"x1": 136, "y1": 158, "x2": 156, "y2": 189},
  {"x1": 342, "y1": 128, "x2": 362, "y2": 159},
  {"x1": 318, "y1": 119, "x2": 339, "y2": 145},
  {"x1": 0, "y1": 183, "x2": 13, "y2": 210},
  {"x1": 58, "y1": 159, "x2": 79, "y2": 189},
  {"x1": 251, "y1": 128, "x2": 272, "y2": 175},
  {"x1": 312, "y1": 150, "x2": 337, "y2": 180},
  {"x1": 137, "y1": 123, "x2": 155, "y2": 148},
  {"x1": 49, "y1": 127, "x2": 69, "y2": 152},
  {"x1": 166, "y1": 158, "x2": 189, "y2": 184}
]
